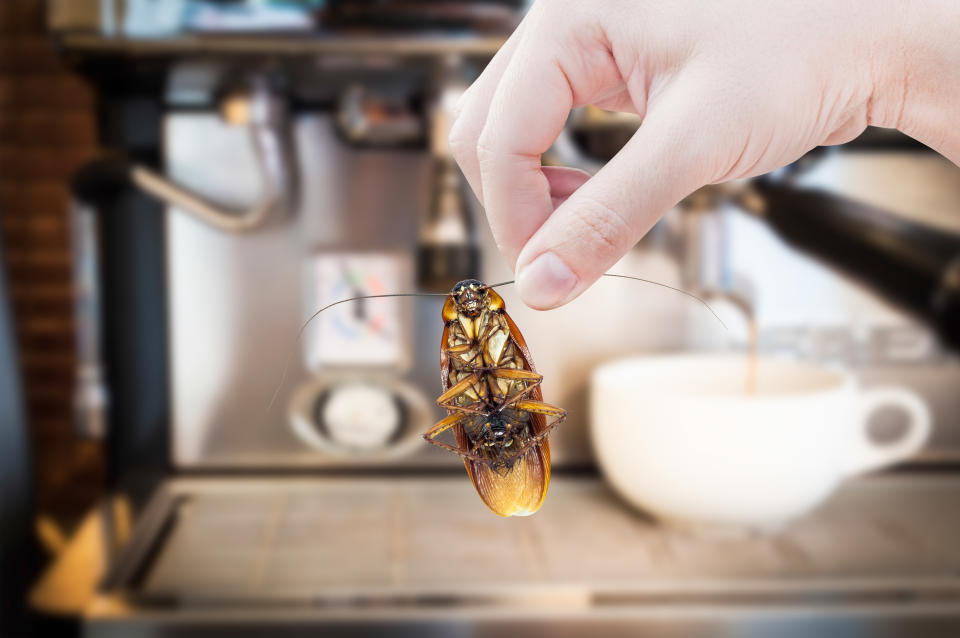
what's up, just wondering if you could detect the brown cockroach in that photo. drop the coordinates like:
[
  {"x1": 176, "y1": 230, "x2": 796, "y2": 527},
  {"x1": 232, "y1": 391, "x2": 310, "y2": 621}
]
[
  {"x1": 424, "y1": 279, "x2": 565, "y2": 517},
  {"x1": 270, "y1": 274, "x2": 724, "y2": 518}
]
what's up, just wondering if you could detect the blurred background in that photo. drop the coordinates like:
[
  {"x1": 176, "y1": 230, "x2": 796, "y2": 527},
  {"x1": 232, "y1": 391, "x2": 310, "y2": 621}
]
[{"x1": 2, "y1": 0, "x2": 960, "y2": 636}]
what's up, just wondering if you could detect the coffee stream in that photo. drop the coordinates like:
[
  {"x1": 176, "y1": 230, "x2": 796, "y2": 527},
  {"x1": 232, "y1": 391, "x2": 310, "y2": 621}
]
[{"x1": 745, "y1": 320, "x2": 758, "y2": 395}]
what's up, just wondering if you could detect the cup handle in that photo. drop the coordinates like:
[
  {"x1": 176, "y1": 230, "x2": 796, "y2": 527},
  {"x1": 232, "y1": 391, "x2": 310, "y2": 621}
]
[{"x1": 847, "y1": 386, "x2": 931, "y2": 475}]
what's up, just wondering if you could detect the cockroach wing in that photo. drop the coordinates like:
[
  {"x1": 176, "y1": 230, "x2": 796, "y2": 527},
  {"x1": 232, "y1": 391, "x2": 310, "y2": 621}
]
[{"x1": 456, "y1": 429, "x2": 551, "y2": 517}]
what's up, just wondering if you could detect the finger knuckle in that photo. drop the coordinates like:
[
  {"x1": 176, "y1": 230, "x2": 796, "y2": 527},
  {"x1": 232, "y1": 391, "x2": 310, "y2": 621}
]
[
  {"x1": 449, "y1": 94, "x2": 466, "y2": 123},
  {"x1": 475, "y1": 129, "x2": 499, "y2": 169},
  {"x1": 571, "y1": 196, "x2": 633, "y2": 256},
  {"x1": 447, "y1": 118, "x2": 476, "y2": 165}
]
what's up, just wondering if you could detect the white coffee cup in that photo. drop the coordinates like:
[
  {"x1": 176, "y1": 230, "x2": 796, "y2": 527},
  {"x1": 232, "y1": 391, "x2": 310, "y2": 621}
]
[{"x1": 590, "y1": 354, "x2": 931, "y2": 529}]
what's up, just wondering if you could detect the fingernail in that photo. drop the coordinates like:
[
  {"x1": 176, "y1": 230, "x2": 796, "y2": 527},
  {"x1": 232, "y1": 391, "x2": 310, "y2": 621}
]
[{"x1": 517, "y1": 252, "x2": 578, "y2": 309}]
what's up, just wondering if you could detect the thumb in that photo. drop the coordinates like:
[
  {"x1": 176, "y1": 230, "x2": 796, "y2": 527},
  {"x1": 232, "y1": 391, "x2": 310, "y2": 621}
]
[{"x1": 514, "y1": 80, "x2": 718, "y2": 310}]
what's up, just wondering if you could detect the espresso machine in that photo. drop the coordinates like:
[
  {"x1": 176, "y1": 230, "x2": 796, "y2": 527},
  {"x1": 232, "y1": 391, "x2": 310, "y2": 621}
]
[{"x1": 26, "y1": 2, "x2": 960, "y2": 635}]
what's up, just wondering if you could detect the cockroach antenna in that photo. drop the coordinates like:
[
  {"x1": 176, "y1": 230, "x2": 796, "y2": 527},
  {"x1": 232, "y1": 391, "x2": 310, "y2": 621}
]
[
  {"x1": 266, "y1": 290, "x2": 451, "y2": 412},
  {"x1": 266, "y1": 274, "x2": 727, "y2": 412},
  {"x1": 487, "y1": 274, "x2": 729, "y2": 331}
]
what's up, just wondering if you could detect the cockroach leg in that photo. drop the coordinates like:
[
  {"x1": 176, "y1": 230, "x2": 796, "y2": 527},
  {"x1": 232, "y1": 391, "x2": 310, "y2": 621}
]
[
  {"x1": 444, "y1": 344, "x2": 478, "y2": 364},
  {"x1": 423, "y1": 412, "x2": 470, "y2": 441},
  {"x1": 445, "y1": 343, "x2": 473, "y2": 354},
  {"x1": 435, "y1": 372, "x2": 482, "y2": 407},
  {"x1": 424, "y1": 436, "x2": 490, "y2": 463},
  {"x1": 489, "y1": 367, "x2": 542, "y2": 382},
  {"x1": 510, "y1": 399, "x2": 566, "y2": 419},
  {"x1": 488, "y1": 367, "x2": 543, "y2": 409},
  {"x1": 512, "y1": 412, "x2": 568, "y2": 460},
  {"x1": 444, "y1": 403, "x2": 491, "y2": 416},
  {"x1": 423, "y1": 419, "x2": 491, "y2": 463},
  {"x1": 438, "y1": 396, "x2": 491, "y2": 415},
  {"x1": 437, "y1": 371, "x2": 480, "y2": 400}
]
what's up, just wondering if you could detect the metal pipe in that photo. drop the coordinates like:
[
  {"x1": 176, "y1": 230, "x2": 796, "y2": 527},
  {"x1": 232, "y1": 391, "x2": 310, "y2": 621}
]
[{"x1": 131, "y1": 83, "x2": 293, "y2": 233}]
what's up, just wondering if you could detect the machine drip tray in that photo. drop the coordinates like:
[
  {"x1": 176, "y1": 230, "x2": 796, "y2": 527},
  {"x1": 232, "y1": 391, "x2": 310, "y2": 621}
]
[
  {"x1": 107, "y1": 473, "x2": 960, "y2": 601},
  {"x1": 36, "y1": 474, "x2": 960, "y2": 635}
]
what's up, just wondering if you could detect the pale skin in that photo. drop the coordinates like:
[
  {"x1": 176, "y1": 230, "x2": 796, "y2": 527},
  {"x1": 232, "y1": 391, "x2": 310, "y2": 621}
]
[{"x1": 449, "y1": 0, "x2": 960, "y2": 310}]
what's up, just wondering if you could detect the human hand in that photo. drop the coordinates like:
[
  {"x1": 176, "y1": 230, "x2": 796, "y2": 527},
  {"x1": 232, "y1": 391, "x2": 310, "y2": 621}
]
[{"x1": 450, "y1": 0, "x2": 960, "y2": 309}]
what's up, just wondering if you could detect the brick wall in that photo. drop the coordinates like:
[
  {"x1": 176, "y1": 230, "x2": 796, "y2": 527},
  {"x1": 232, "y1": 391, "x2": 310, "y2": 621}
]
[{"x1": 0, "y1": 0, "x2": 105, "y2": 527}]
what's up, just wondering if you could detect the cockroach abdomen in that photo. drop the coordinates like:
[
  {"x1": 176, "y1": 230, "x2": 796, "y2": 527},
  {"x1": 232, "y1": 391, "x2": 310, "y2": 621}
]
[{"x1": 463, "y1": 440, "x2": 551, "y2": 517}]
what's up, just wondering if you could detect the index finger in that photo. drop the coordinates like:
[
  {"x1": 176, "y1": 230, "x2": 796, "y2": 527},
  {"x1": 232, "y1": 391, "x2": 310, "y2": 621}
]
[
  {"x1": 476, "y1": 44, "x2": 573, "y2": 267},
  {"x1": 448, "y1": 19, "x2": 527, "y2": 204}
]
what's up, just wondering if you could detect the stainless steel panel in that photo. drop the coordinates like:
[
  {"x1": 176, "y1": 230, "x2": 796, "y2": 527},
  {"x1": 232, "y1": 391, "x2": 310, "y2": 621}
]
[{"x1": 166, "y1": 113, "x2": 442, "y2": 468}]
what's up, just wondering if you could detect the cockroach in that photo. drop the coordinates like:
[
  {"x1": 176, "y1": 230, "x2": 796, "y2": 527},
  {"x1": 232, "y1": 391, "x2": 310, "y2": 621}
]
[
  {"x1": 424, "y1": 279, "x2": 565, "y2": 517},
  {"x1": 269, "y1": 274, "x2": 725, "y2": 518}
]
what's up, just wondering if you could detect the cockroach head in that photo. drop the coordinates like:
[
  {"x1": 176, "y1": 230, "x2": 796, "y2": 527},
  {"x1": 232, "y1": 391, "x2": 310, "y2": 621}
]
[{"x1": 451, "y1": 279, "x2": 488, "y2": 317}]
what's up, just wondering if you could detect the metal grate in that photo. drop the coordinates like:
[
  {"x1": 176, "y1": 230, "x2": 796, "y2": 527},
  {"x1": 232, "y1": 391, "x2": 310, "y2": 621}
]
[{"x1": 137, "y1": 474, "x2": 960, "y2": 605}]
